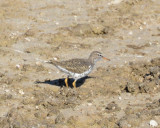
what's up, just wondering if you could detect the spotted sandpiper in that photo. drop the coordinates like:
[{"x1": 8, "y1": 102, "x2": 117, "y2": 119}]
[{"x1": 48, "y1": 51, "x2": 110, "y2": 88}]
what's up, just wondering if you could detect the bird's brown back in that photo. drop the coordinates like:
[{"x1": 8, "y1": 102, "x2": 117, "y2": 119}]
[{"x1": 50, "y1": 59, "x2": 92, "y2": 73}]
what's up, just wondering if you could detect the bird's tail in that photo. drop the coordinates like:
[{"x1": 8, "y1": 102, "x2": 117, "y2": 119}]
[{"x1": 45, "y1": 60, "x2": 58, "y2": 66}]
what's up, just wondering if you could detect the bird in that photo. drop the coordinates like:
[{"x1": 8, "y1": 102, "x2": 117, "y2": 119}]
[{"x1": 47, "y1": 51, "x2": 110, "y2": 88}]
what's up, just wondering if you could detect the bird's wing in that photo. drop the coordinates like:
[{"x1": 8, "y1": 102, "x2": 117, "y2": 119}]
[{"x1": 58, "y1": 59, "x2": 91, "y2": 73}]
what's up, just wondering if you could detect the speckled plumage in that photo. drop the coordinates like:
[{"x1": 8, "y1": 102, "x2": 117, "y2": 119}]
[
  {"x1": 50, "y1": 59, "x2": 92, "y2": 74},
  {"x1": 48, "y1": 51, "x2": 110, "y2": 88}
]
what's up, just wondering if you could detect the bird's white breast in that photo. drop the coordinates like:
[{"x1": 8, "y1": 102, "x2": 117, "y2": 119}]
[
  {"x1": 72, "y1": 65, "x2": 93, "y2": 79},
  {"x1": 57, "y1": 65, "x2": 93, "y2": 80}
]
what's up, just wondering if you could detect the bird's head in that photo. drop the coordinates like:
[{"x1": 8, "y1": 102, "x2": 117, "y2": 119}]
[{"x1": 89, "y1": 51, "x2": 110, "y2": 64}]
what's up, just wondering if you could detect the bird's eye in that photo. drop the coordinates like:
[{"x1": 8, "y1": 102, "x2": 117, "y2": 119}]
[{"x1": 98, "y1": 54, "x2": 102, "y2": 56}]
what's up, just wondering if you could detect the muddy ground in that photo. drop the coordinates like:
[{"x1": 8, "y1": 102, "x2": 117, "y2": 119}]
[{"x1": 0, "y1": 0, "x2": 160, "y2": 128}]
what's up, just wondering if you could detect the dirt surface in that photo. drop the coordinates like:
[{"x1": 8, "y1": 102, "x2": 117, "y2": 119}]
[{"x1": 0, "y1": 0, "x2": 160, "y2": 127}]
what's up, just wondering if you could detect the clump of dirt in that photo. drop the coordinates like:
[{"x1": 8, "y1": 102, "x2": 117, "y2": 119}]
[
  {"x1": 55, "y1": 88, "x2": 81, "y2": 108},
  {"x1": 126, "y1": 58, "x2": 160, "y2": 93},
  {"x1": 67, "y1": 23, "x2": 110, "y2": 37},
  {"x1": 95, "y1": 58, "x2": 160, "y2": 95},
  {"x1": 0, "y1": 34, "x2": 18, "y2": 47},
  {"x1": 69, "y1": 24, "x2": 93, "y2": 36},
  {"x1": 146, "y1": 99, "x2": 160, "y2": 110},
  {"x1": 106, "y1": 101, "x2": 121, "y2": 113},
  {"x1": 118, "y1": 114, "x2": 142, "y2": 128},
  {"x1": 24, "y1": 29, "x2": 36, "y2": 37},
  {"x1": 117, "y1": 98, "x2": 160, "y2": 128},
  {"x1": 96, "y1": 117, "x2": 119, "y2": 128},
  {"x1": 55, "y1": 113, "x2": 65, "y2": 124}
]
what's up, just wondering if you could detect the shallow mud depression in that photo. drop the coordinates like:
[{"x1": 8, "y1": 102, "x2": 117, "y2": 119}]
[{"x1": 0, "y1": 0, "x2": 160, "y2": 128}]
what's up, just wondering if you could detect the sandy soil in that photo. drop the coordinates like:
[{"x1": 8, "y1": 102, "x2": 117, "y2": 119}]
[{"x1": 0, "y1": 0, "x2": 160, "y2": 127}]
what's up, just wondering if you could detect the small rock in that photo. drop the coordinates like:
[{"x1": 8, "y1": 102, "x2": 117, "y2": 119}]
[
  {"x1": 106, "y1": 101, "x2": 121, "y2": 112},
  {"x1": 19, "y1": 89, "x2": 25, "y2": 95},
  {"x1": 55, "y1": 113, "x2": 65, "y2": 124},
  {"x1": 35, "y1": 106, "x2": 39, "y2": 110},
  {"x1": 55, "y1": 21, "x2": 59, "y2": 25},
  {"x1": 71, "y1": 24, "x2": 93, "y2": 36},
  {"x1": 150, "y1": 66, "x2": 160, "y2": 74},
  {"x1": 126, "y1": 83, "x2": 140, "y2": 94},
  {"x1": 129, "y1": 31, "x2": 133, "y2": 35},
  {"x1": 149, "y1": 42, "x2": 152, "y2": 45},
  {"x1": 0, "y1": 72, "x2": 4, "y2": 77},
  {"x1": 87, "y1": 103, "x2": 92, "y2": 106},
  {"x1": 143, "y1": 22, "x2": 147, "y2": 25},
  {"x1": 118, "y1": 114, "x2": 141, "y2": 127},
  {"x1": 16, "y1": 64, "x2": 21, "y2": 69},
  {"x1": 118, "y1": 96, "x2": 122, "y2": 100},
  {"x1": 90, "y1": 24, "x2": 105, "y2": 35},
  {"x1": 74, "y1": 15, "x2": 78, "y2": 22},
  {"x1": 53, "y1": 57, "x2": 58, "y2": 61},
  {"x1": 149, "y1": 120, "x2": 158, "y2": 127},
  {"x1": 5, "y1": 89, "x2": 10, "y2": 93},
  {"x1": 24, "y1": 29, "x2": 35, "y2": 37},
  {"x1": 36, "y1": 61, "x2": 41, "y2": 66},
  {"x1": 24, "y1": 37, "x2": 31, "y2": 42},
  {"x1": 139, "y1": 26, "x2": 143, "y2": 30},
  {"x1": 110, "y1": 0, "x2": 123, "y2": 4},
  {"x1": 151, "y1": 109, "x2": 160, "y2": 116}
]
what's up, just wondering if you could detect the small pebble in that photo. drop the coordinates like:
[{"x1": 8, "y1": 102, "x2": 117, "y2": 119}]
[
  {"x1": 118, "y1": 96, "x2": 122, "y2": 100},
  {"x1": 139, "y1": 26, "x2": 143, "y2": 30},
  {"x1": 14, "y1": 50, "x2": 24, "y2": 54},
  {"x1": 5, "y1": 89, "x2": 10, "y2": 93},
  {"x1": 36, "y1": 61, "x2": 41, "y2": 66},
  {"x1": 54, "y1": 57, "x2": 58, "y2": 61},
  {"x1": 111, "y1": 0, "x2": 123, "y2": 4},
  {"x1": 19, "y1": 89, "x2": 25, "y2": 95},
  {"x1": 149, "y1": 42, "x2": 152, "y2": 45},
  {"x1": 87, "y1": 103, "x2": 92, "y2": 106},
  {"x1": 129, "y1": 31, "x2": 133, "y2": 35},
  {"x1": 55, "y1": 22, "x2": 59, "y2": 25},
  {"x1": 74, "y1": 15, "x2": 77, "y2": 22},
  {"x1": 113, "y1": 65, "x2": 117, "y2": 67},
  {"x1": 143, "y1": 22, "x2": 147, "y2": 25},
  {"x1": 36, "y1": 106, "x2": 39, "y2": 110},
  {"x1": 25, "y1": 37, "x2": 31, "y2": 42},
  {"x1": 136, "y1": 55, "x2": 144, "y2": 58},
  {"x1": 128, "y1": 124, "x2": 131, "y2": 127},
  {"x1": 149, "y1": 120, "x2": 158, "y2": 127},
  {"x1": 16, "y1": 64, "x2": 21, "y2": 69}
]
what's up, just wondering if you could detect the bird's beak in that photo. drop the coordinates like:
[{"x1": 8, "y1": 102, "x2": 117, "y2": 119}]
[{"x1": 103, "y1": 56, "x2": 110, "y2": 61}]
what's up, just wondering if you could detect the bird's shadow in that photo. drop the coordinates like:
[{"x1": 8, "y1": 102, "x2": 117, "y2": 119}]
[{"x1": 35, "y1": 76, "x2": 93, "y2": 88}]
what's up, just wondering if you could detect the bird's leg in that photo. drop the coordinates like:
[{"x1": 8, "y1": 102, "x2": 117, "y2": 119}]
[
  {"x1": 72, "y1": 80, "x2": 77, "y2": 88},
  {"x1": 64, "y1": 76, "x2": 69, "y2": 88}
]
